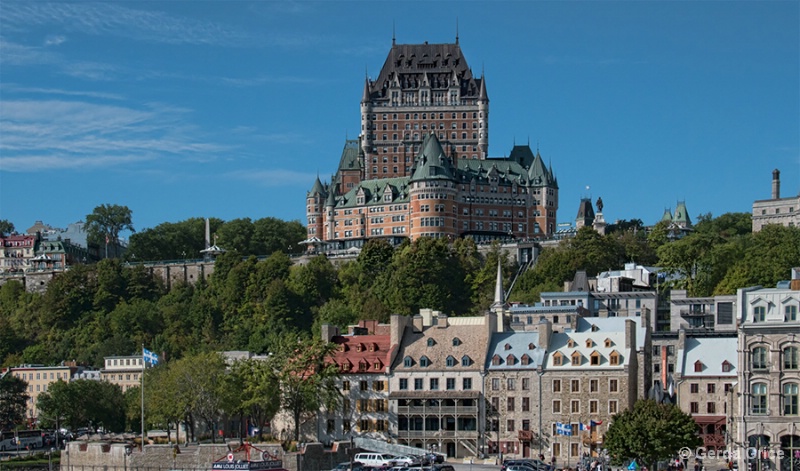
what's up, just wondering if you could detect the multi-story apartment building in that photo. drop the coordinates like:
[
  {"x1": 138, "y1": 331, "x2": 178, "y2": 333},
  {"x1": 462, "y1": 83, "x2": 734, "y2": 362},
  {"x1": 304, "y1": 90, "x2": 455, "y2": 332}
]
[
  {"x1": 484, "y1": 323, "x2": 548, "y2": 459},
  {"x1": 669, "y1": 290, "x2": 738, "y2": 332},
  {"x1": 543, "y1": 317, "x2": 647, "y2": 465},
  {"x1": 752, "y1": 169, "x2": 800, "y2": 232},
  {"x1": 674, "y1": 331, "x2": 738, "y2": 455},
  {"x1": 100, "y1": 355, "x2": 149, "y2": 392},
  {"x1": 307, "y1": 39, "x2": 560, "y2": 250},
  {"x1": 735, "y1": 270, "x2": 800, "y2": 471},
  {"x1": 390, "y1": 310, "x2": 494, "y2": 458},
  {"x1": 9, "y1": 363, "x2": 78, "y2": 423},
  {"x1": 0, "y1": 233, "x2": 37, "y2": 273},
  {"x1": 319, "y1": 320, "x2": 394, "y2": 444}
]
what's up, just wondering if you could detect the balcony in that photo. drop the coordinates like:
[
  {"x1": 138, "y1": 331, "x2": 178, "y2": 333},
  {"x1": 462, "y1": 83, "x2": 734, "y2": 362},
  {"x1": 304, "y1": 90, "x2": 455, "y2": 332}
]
[
  {"x1": 680, "y1": 309, "x2": 713, "y2": 318},
  {"x1": 396, "y1": 405, "x2": 479, "y2": 415},
  {"x1": 395, "y1": 430, "x2": 479, "y2": 440}
]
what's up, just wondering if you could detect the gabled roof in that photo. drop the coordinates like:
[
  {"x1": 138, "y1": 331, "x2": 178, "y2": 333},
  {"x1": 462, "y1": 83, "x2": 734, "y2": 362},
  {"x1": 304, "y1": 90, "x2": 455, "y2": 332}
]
[
  {"x1": 329, "y1": 334, "x2": 392, "y2": 374},
  {"x1": 678, "y1": 337, "x2": 737, "y2": 377}
]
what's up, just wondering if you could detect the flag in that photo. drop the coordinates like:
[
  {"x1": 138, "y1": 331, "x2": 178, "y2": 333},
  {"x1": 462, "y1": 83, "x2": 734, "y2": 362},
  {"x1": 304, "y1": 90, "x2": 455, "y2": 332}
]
[
  {"x1": 105, "y1": 234, "x2": 109, "y2": 244},
  {"x1": 579, "y1": 423, "x2": 590, "y2": 431},
  {"x1": 143, "y1": 347, "x2": 159, "y2": 366},
  {"x1": 556, "y1": 422, "x2": 572, "y2": 436},
  {"x1": 591, "y1": 420, "x2": 603, "y2": 426}
]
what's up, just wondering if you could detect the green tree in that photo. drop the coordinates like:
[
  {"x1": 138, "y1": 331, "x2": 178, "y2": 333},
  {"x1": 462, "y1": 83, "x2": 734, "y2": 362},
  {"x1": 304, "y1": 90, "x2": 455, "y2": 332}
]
[
  {"x1": 38, "y1": 380, "x2": 125, "y2": 432},
  {"x1": 0, "y1": 375, "x2": 29, "y2": 429},
  {"x1": 274, "y1": 336, "x2": 341, "y2": 441},
  {"x1": 86, "y1": 204, "x2": 135, "y2": 258},
  {"x1": 604, "y1": 399, "x2": 701, "y2": 470},
  {"x1": 229, "y1": 357, "x2": 282, "y2": 442},
  {"x1": 0, "y1": 219, "x2": 15, "y2": 236}
]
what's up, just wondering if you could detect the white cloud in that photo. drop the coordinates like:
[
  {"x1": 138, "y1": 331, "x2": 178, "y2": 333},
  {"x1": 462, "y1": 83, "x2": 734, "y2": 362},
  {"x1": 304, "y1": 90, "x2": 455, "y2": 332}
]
[
  {"x1": 0, "y1": 99, "x2": 229, "y2": 172},
  {"x1": 43, "y1": 34, "x2": 66, "y2": 46}
]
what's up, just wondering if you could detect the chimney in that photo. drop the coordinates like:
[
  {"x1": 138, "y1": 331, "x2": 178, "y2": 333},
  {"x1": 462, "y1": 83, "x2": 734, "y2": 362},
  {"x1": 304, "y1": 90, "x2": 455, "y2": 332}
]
[
  {"x1": 772, "y1": 169, "x2": 780, "y2": 199},
  {"x1": 624, "y1": 319, "x2": 636, "y2": 350},
  {"x1": 538, "y1": 317, "x2": 552, "y2": 350},
  {"x1": 436, "y1": 313, "x2": 448, "y2": 328},
  {"x1": 321, "y1": 324, "x2": 339, "y2": 343},
  {"x1": 390, "y1": 315, "x2": 409, "y2": 347},
  {"x1": 412, "y1": 315, "x2": 423, "y2": 333}
]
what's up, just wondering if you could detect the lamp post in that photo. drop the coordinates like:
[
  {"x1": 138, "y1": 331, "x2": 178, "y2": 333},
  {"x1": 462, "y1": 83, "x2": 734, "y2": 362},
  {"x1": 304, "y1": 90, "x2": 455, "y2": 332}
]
[{"x1": 125, "y1": 444, "x2": 132, "y2": 471}]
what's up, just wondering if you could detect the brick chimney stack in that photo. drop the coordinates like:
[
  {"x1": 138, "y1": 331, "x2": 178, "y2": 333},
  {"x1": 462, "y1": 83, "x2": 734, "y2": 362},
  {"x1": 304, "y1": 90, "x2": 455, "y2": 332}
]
[{"x1": 772, "y1": 169, "x2": 781, "y2": 199}]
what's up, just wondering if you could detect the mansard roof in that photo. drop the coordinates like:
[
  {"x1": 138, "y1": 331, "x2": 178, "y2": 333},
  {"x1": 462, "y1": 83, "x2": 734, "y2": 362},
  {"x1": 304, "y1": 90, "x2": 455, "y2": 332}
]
[
  {"x1": 576, "y1": 198, "x2": 595, "y2": 220},
  {"x1": 336, "y1": 177, "x2": 411, "y2": 208},
  {"x1": 368, "y1": 42, "x2": 483, "y2": 102},
  {"x1": 486, "y1": 331, "x2": 546, "y2": 370},
  {"x1": 329, "y1": 333, "x2": 392, "y2": 375},
  {"x1": 337, "y1": 139, "x2": 362, "y2": 173}
]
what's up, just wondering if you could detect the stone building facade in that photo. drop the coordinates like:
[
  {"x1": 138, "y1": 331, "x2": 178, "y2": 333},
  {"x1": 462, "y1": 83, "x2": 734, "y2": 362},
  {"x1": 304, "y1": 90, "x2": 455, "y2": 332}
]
[
  {"x1": 9, "y1": 363, "x2": 78, "y2": 423},
  {"x1": 101, "y1": 355, "x2": 151, "y2": 393},
  {"x1": 735, "y1": 270, "x2": 800, "y2": 471},
  {"x1": 752, "y1": 169, "x2": 800, "y2": 232}
]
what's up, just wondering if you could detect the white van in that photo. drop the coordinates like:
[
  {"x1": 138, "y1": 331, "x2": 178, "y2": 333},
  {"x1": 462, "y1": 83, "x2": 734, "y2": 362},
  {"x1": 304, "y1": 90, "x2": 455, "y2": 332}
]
[{"x1": 354, "y1": 453, "x2": 397, "y2": 468}]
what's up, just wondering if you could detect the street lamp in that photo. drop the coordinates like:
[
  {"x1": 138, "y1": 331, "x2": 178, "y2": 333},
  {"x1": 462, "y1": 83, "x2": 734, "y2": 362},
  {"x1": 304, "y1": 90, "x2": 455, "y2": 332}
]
[{"x1": 125, "y1": 444, "x2": 132, "y2": 471}]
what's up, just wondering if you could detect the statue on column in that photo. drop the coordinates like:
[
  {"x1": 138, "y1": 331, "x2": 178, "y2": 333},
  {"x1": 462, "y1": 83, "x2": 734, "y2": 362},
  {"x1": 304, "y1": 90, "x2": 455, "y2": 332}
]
[{"x1": 596, "y1": 197, "x2": 604, "y2": 213}]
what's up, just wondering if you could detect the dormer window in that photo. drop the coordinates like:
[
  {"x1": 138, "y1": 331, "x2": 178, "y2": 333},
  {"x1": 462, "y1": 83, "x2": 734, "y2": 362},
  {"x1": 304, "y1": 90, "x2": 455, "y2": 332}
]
[
  {"x1": 586, "y1": 339, "x2": 593, "y2": 348},
  {"x1": 446, "y1": 356, "x2": 456, "y2": 367},
  {"x1": 553, "y1": 352, "x2": 563, "y2": 366},
  {"x1": 403, "y1": 356, "x2": 413, "y2": 367},
  {"x1": 571, "y1": 352, "x2": 582, "y2": 366},
  {"x1": 342, "y1": 362, "x2": 352, "y2": 371},
  {"x1": 461, "y1": 355, "x2": 471, "y2": 367},
  {"x1": 591, "y1": 324, "x2": 599, "y2": 332},
  {"x1": 355, "y1": 343, "x2": 363, "y2": 352},
  {"x1": 568, "y1": 339, "x2": 575, "y2": 348},
  {"x1": 339, "y1": 344, "x2": 347, "y2": 352},
  {"x1": 694, "y1": 360, "x2": 704, "y2": 372},
  {"x1": 420, "y1": 356, "x2": 430, "y2": 367},
  {"x1": 504, "y1": 343, "x2": 512, "y2": 350},
  {"x1": 609, "y1": 351, "x2": 621, "y2": 366},
  {"x1": 374, "y1": 361, "x2": 381, "y2": 370},
  {"x1": 528, "y1": 343, "x2": 536, "y2": 350},
  {"x1": 358, "y1": 361, "x2": 367, "y2": 372},
  {"x1": 722, "y1": 360, "x2": 732, "y2": 372},
  {"x1": 506, "y1": 354, "x2": 516, "y2": 365},
  {"x1": 590, "y1": 351, "x2": 601, "y2": 366},
  {"x1": 604, "y1": 338, "x2": 613, "y2": 348},
  {"x1": 492, "y1": 355, "x2": 502, "y2": 366},
  {"x1": 452, "y1": 338, "x2": 461, "y2": 346},
  {"x1": 369, "y1": 343, "x2": 376, "y2": 352},
  {"x1": 521, "y1": 354, "x2": 530, "y2": 366},
  {"x1": 427, "y1": 338, "x2": 436, "y2": 347}
]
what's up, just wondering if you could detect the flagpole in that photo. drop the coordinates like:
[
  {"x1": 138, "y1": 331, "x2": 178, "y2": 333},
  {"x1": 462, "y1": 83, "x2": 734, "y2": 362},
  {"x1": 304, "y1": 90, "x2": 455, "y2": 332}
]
[{"x1": 141, "y1": 344, "x2": 145, "y2": 453}]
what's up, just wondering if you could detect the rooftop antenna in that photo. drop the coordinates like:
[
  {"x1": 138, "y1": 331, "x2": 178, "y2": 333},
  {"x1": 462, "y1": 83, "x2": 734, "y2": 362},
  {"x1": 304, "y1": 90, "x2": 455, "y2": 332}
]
[
  {"x1": 456, "y1": 18, "x2": 459, "y2": 44},
  {"x1": 392, "y1": 21, "x2": 396, "y2": 46}
]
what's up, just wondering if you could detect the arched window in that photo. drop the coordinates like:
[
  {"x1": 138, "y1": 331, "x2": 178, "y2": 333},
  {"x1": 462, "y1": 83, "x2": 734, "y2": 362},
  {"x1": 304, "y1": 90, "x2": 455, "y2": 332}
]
[
  {"x1": 784, "y1": 383, "x2": 799, "y2": 415},
  {"x1": 784, "y1": 346, "x2": 799, "y2": 370},
  {"x1": 752, "y1": 383, "x2": 768, "y2": 414},
  {"x1": 752, "y1": 346, "x2": 769, "y2": 370},
  {"x1": 446, "y1": 356, "x2": 456, "y2": 367}
]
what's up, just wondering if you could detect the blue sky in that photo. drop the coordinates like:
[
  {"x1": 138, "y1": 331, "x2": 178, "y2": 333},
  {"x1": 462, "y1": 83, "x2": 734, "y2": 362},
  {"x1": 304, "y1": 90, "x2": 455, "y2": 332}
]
[{"x1": 1, "y1": 1, "x2": 798, "y2": 238}]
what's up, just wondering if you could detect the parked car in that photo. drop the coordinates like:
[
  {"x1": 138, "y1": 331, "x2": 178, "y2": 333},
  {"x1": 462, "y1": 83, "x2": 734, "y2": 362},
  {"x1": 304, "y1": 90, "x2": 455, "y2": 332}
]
[
  {"x1": 426, "y1": 453, "x2": 445, "y2": 464},
  {"x1": 393, "y1": 456, "x2": 421, "y2": 466},
  {"x1": 333, "y1": 462, "x2": 364, "y2": 471},
  {"x1": 354, "y1": 453, "x2": 397, "y2": 468}
]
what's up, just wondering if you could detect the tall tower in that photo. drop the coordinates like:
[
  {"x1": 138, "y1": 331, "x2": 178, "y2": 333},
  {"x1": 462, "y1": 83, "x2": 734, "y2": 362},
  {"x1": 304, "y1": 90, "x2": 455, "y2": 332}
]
[{"x1": 360, "y1": 40, "x2": 488, "y2": 182}]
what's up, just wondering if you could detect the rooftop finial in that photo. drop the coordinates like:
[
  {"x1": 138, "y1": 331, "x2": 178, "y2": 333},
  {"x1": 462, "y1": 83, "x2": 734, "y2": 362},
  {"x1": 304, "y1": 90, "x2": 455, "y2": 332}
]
[
  {"x1": 392, "y1": 20, "x2": 396, "y2": 46},
  {"x1": 456, "y1": 17, "x2": 459, "y2": 44}
]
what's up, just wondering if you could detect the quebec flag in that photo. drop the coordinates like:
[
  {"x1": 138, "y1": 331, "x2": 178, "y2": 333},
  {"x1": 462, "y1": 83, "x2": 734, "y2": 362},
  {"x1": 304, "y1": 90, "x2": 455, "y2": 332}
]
[
  {"x1": 556, "y1": 422, "x2": 572, "y2": 436},
  {"x1": 143, "y1": 347, "x2": 159, "y2": 366}
]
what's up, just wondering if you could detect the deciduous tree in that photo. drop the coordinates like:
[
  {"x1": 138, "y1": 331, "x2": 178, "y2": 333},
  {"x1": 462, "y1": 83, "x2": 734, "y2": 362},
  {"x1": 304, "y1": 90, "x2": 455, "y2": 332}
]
[
  {"x1": 0, "y1": 375, "x2": 29, "y2": 430},
  {"x1": 86, "y1": 204, "x2": 135, "y2": 258}
]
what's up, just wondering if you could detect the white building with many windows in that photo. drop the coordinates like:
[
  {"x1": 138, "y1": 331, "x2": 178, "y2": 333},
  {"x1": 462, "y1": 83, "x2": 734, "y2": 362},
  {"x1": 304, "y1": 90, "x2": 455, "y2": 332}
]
[{"x1": 735, "y1": 269, "x2": 800, "y2": 471}]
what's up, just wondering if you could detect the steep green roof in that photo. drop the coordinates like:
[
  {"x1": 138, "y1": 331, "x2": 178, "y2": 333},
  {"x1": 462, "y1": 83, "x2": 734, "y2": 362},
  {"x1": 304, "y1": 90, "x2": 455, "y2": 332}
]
[
  {"x1": 673, "y1": 201, "x2": 692, "y2": 226},
  {"x1": 409, "y1": 134, "x2": 456, "y2": 182},
  {"x1": 661, "y1": 208, "x2": 673, "y2": 222},
  {"x1": 336, "y1": 176, "x2": 411, "y2": 208},
  {"x1": 308, "y1": 176, "x2": 326, "y2": 196}
]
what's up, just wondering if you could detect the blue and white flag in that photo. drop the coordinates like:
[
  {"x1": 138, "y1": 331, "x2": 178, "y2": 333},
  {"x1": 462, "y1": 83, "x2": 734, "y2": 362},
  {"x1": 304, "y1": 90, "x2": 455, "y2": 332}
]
[
  {"x1": 556, "y1": 422, "x2": 572, "y2": 436},
  {"x1": 143, "y1": 347, "x2": 159, "y2": 366}
]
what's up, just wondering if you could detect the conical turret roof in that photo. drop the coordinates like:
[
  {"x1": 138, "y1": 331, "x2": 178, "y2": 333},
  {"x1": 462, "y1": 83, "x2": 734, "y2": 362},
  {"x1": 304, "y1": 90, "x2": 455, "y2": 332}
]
[
  {"x1": 309, "y1": 176, "x2": 326, "y2": 196},
  {"x1": 410, "y1": 134, "x2": 456, "y2": 182}
]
